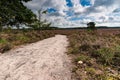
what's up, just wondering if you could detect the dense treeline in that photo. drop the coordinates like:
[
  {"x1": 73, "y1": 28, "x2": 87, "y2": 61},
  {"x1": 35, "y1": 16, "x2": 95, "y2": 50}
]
[{"x1": 0, "y1": 0, "x2": 51, "y2": 31}]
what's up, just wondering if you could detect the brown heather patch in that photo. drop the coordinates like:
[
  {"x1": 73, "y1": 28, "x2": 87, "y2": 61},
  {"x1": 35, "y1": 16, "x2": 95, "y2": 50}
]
[
  {"x1": 67, "y1": 29, "x2": 120, "y2": 80},
  {"x1": 0, "y1": 29, "x2": 120, "y2": 80}
]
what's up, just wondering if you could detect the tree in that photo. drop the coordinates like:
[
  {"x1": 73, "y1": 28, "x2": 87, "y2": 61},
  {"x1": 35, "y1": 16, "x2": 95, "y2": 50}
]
[
  {"x1": 0, "y1": 0, "x2": 36, "y2": 30},
  {"x1": 0, "y1": 17, "x2": 2, "y2": 31},
  {"x1": 87, "y1": 22, "x2": 96, "y2": 30},
  {"x1": 38, "y1": 9, "x2": 48, "y2": 28},
  {"x1": 29, "y1": 9, "x2": 51, "y2": 30}
]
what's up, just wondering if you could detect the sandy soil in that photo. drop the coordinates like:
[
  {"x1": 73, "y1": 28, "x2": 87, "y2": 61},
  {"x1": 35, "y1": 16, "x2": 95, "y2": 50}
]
[{"x1": 0, "y1": 35, "x2": 72, "y2": 80}]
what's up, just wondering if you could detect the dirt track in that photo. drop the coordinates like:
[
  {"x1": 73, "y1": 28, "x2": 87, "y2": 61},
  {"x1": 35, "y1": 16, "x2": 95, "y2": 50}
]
[{"x1": 0, "y1": 35, "x2": 72, "y2": 80}]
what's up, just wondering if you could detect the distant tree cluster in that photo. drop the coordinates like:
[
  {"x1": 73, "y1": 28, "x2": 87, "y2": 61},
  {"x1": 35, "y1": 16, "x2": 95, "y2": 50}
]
[{"x1": 87, "y1": 22, "x2": 96, "y2": 30}]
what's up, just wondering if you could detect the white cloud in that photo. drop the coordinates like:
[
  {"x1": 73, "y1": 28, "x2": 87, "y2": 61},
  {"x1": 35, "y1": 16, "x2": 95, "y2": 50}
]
[
  {"x1": 91, "y1": 0, "x2": 95, "y2": 5},
  {"x1": 24, "y1": 0, "x2": 120, "y2": 27},
  {"x1": 24, "y1": 0, "x2": 68, "y2": 11}
]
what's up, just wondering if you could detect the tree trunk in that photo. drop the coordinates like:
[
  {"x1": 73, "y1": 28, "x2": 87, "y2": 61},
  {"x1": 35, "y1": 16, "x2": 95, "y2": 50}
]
[
  {"x1": 0, "y1": 25, "x2": 3, "y2": 32},
  {"x1": 16, "y1": 24, "x2": 20, "y2": 29}
]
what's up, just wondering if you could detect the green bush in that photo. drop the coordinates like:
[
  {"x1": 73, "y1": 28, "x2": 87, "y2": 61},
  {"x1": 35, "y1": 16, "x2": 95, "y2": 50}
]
[
  {"x1": 0, "y1": 43, "x2": 12, "y2": 53},
  {"x1": 80, "y1": 43, "x2": 92, "y2": 51},
  {"x1": 85, "y1": 67, "x2": 96, "y2": 75},
  {"x1": 75, "y1": 54, "x2": 90, "y2": 62},
  {"x1": 0, "y1": 38, "x2": 7, "y2": 44},
  {"x1": 0, "y1": 39, "x2": 12, "y2": 53},
  {"x1": 95, "y1": 48, "x2": 114, "y2": 65},
  {"x1": 70, "y1": 47, "x2": 80, "y2": 54},
  {"x1": 16, "y1": 35, "x2": 30, "y2": 43},
  {"x1": 113, "y1": 52, "x2": 120, "y2": 66},
  {"x1": 113, "y1": 46, "x2": 120, "y2": 66}
]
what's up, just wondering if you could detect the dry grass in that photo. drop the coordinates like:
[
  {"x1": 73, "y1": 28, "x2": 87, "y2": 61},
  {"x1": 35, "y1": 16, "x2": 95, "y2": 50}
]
[
  {"x1": 67, "y1": 29, "x2": 120, "y2": 80},
  {"x1": 0, "y1": 30, "x2": 56, "y2": 53},
  {"x1": 0, "y1": 29, "x2": 120, "y2": 80}
]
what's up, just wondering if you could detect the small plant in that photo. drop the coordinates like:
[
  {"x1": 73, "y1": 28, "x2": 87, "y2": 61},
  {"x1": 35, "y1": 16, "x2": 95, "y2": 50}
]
[
  {"x1": 95, "y1": 74, "x2": 106, "y2": 80},
  {"x1": 95, "y1": 48, "x2": 114, "y2": 65},
  {"x1": 113, "y1": 46, "x2": 120, "y2": 66},
  {"x1": 0, "y1": 38, "x2": 7, "y2": 44},
  {"x1": 85, "y1": 67, "x2": 96, "y2": 75},
  {"x1": 0, "y1": 43, "x2": 12, "y2": 53},
  {"x1": 75, "y1": 55, "x2": 90, "y2": 62},
  {"x1": 16, "y1": 35, "x2": 30, "y2": 43},
  {"x1": 70, "y1": 47, "x2": 80, "y2": 54},
  {"x1": 1, "y1": 43, "x2": 12, "y2": 53},
  {"x1": 80, "y1": 43, "x2": 91, "y2": 51}
]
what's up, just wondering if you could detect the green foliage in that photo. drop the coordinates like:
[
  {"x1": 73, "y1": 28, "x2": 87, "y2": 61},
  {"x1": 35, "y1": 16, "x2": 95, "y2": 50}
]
[
  {"x1": 0, "y1": 0, "x2": 36, "y2": 30},
  {"x1": 85, "y1": 67, "x2": 96, "y2": 75},
  {"x1": 95, "y1": 48, "x2": 114, "y2": 65},
  {"x1": 42, "y1": 10, "x2": 47, "y2": 14},
  {"x1": 80, "y1": 43, "x2": 92, "y2": 51},
  {"x1": 29, "y1": 9, "x2": 51, "y2": 30},
  {"x1": 0, "y1": 43, "x2": 12, "y2": 53},
  {"x1": 65, "y1": 30, "x2": 120, "y2": 80},
  {"x1": 113, "y1": 46, "x2": 120, "y2": 67},
  {"x1": 30, "y1": 20, "x2": 52, "y2": 30},
  {"x1": 0, "y1": 30, "x2": 57, "y2": 53},
  {"x1": 0, "y1": 38, "x2": 12, "y2": 53},
  {"x1": 0, "y1": 0, "x2": 52, "y2": 31},
  {"x1": 75, "y1": 55, "x2": 90, "y2": 62},
  {"x1": 69, "y1": 47, "x2": 80, "y2": 54},
  {"x1": 87, "y1": 22, "x2": 96, "y2": 30},
  {"x1": 17, "y1": 36, "x2": 29, "y2": 42},
  {"x1": 0, "y1": 39, "x2": 7, "y2": 44}
]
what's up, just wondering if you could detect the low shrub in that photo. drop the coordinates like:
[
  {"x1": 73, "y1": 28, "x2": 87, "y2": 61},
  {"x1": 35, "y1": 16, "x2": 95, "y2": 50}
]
[
  {"x1": 70, "y1": 47, "x2": 80, "y2": 54},
  {"x1": 95, "y1": 48, "x2": 114, "y2": 65},
  {"x1": 85, "y1": 67, "x2": 96, "y2": 75},
  {"x1": 113, "y1": 46, "x2": 120, "y2": 67},
  {"x1": 75, "y1": 54, "x2": 90, "y2": 62},
  {"x1": 3, "y1": 44, "x2": 11, "y2": 53},
  {"x1": 80, "y1": 43, "x2": 92, "y2": 51},
  {"x1": 0, "y1": 38, "x2": 7, "y2": 44},
  {"x1": 113, "y1": 52, "x2": 120, "y2": 66},
  {"x1": 0, "y1": 43, "x2": 12, "y2": 53},
  {"x1": 0, "y1": 30, "x2": 57, "y2": 53}
]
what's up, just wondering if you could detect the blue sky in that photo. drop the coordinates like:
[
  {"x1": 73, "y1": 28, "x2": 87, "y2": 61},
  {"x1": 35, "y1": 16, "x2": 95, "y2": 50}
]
[
  {"x1": 66, "y1": 0, "x2": 73, "y2": 7},
  {"x1": 24, "y1": 0, "x2": 120, "y2": 27},
  {"x1": 80, "y1": 0, "x2": 91, "y2": 6}
]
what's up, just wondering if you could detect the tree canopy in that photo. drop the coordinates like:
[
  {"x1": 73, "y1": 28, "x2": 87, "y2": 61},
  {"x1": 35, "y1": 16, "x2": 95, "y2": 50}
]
[
  {"x1": 87, "y1": 22, "x2": 96, "y2": 30},
  {"x1": 0, "y1": 0, "x2": 36, "y2": 30},
  {"x1": 0, "y1": 0, "x2": 52, "y2": 31}
]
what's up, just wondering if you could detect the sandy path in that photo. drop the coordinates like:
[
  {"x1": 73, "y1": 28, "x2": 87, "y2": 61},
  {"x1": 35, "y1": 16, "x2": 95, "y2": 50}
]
[{"x1": 0, "y1": 35, "x2": 72, "y2": 80}]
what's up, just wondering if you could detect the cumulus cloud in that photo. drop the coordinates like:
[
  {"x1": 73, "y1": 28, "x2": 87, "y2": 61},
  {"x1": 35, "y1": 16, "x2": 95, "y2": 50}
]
[
  {"x1": 24, "y1": 0, "x2": 67, "y2": 12},
  {"x1": 24, "y1": 0, "x2": 120, "y2": 27}
]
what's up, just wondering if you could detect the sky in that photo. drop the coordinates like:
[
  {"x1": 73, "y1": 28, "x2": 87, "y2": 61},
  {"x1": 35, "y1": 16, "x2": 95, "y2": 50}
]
[{"x1": 24, "y1": 0, "x2": 120, "y2": 28}]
